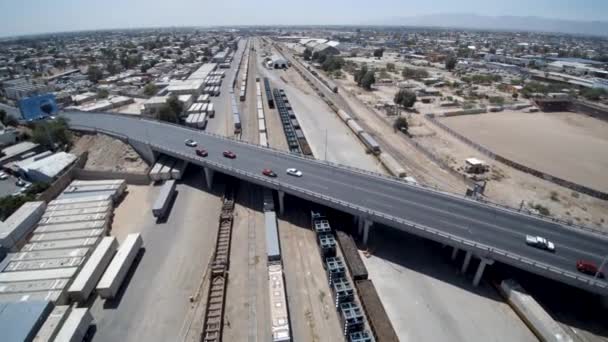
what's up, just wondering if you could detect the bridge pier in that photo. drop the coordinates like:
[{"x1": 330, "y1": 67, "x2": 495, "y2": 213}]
[
  {"x1": 362, "y1": 220, "x2": 373, "y2": 246},
  {"x1": 451, "y1": 247, "x2": 459, "y2": 261},
  {"x1": 461, "y1": 251, "x2": 473, "y2": 273},
  {"x1": 357, "y1": 216, "x2": 363, "y2": 235},
  {"x1": 473, "y1": 258, "x2": 494, "y2": 286},
  {"x1": 277, "y1": 190, "x2": 285, "y2": 215},
  {"x1": 203, "y1": 167, "x2": 214, "y2": 190}
]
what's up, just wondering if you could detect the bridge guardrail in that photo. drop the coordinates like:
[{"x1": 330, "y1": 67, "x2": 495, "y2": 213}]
[{"x1": 66, "y1": 116, "x2": 608, "y2": 294}]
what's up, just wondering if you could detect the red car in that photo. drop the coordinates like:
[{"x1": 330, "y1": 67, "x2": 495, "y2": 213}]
[
  {"x1": 195, "y1": 149, "x2": 208, "y2": 157},
  {"x1": 576, "y1": 260, "x2": 605, "y2": 278},
  {"x1": 223, "y1": 150, "x2": 236, "y2": 159},
  {"x1": 262, "y1": 169, "x2": 277, "y2": 177}
]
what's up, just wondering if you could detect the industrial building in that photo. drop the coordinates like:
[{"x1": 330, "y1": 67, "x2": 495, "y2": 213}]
[{"x1": 13, "y1": 151, "x2": 77, "y2": 183}]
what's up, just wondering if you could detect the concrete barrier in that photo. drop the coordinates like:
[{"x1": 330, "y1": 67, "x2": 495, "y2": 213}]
[{"x1": 500, "y1": 279, "x2": 573, "y2": 342}]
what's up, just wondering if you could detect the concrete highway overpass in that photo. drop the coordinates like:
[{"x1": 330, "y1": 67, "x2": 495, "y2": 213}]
[{"x1": 61, "y1": 111, "x2": 608, "y2": 296}]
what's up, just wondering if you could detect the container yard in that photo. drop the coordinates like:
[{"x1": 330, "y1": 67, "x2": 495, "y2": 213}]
[
  {"x1": 54, "y1": 308, "x2": 92, "y2": 342},
  {"x1": 33, "y1": 305, "x2": 71, "y2": 341}
]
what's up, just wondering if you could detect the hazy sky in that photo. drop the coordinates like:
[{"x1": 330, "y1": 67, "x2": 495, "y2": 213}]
[{"x1": 1, "y1": 0, "x2": 607, "y2": 37}]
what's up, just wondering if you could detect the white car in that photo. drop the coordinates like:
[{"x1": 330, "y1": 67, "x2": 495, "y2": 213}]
[
  {"x1": 525, "y1": 235, "x2": 555, "y2": 252},
  {"x1": 184, "y1": 139, "x2": 197, "y2": 147},
  {"x1": 286, "y1": 168, "x2": 302, "y2": 177},
  {"x1": 0, "y1": 172, "x2": 8, "y2": 180}
]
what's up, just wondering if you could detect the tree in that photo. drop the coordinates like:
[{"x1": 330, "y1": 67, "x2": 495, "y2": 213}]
[
  {"x1": 402, "y1": 67, "x2": 429, "y2": 80},
  {"x1": 445, "y1": 55, "x2": 457, "y2": 71},
  {"x1": 386, "y1": 63, "x2": 395, "y2": 72},
  {"x1": 581, "y1": 88, "x2": 607, "y2": 101},
  {"x1": 321, "y1": 56, "x2": 344, "y2": 73},
  {"x1": 373, "y1": 48, "x2": 384, "y2": 58},
  {"x1": 354, "y1": 64, "x2": 368, "y2": 85},
  {"x1": 32, "y1": 117, "x2": 72, "y2": 149},
  {"x1": 87, "y1": 65, "x2": 103, "y2": 83},
  {"x1": 488, "y1": 96, "x2": 505, "y2": 106},
  {"x1": 393, "y1": 116, "x2": 409, "y2": 134},
  {"x1": 143, "y1": 83, "x2": 158, "y2": 97},
  {"x1": 106, "y1": 62, "x2": 119, "y2": 75},
  {"x1": 303, "y1": 48, "x2": 312, "y2": 61},
  {"x1": 360, "y1": 71, "x2": 376, "y2": 90},
  {"x1": 394, "y1": 89, "x2": 417, "y2": 109},
  {"x1": 97, "y1": 89, "x2": 109, "y2": 99},
  {"x1": 167, "y1": 95, "x2": 183, "y2": 116},
  {"x1": 157, "y1": 105, "x2": 178, "y2": 123}
]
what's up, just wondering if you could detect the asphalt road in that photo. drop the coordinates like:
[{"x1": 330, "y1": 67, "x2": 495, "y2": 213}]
[{"x1": 60, "y1": 110, "x2": 608, "y2": 294}]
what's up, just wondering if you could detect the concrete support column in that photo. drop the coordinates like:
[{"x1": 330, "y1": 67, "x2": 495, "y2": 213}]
[
  {"x1": 277, "y1": 190, "x2": 285, "y2": 215},
  {"x1": 451, "y1": 247, "x2": 459, "y2": 261},
  {"x1": 357, "y1": 216, "x2": 364, "y2": 235},
  {"x1": 203, "y1": 167, "x2": 214, "y2": 190},
  {"x1": 461, "y1": 251, "x2": 473, "y2": 273},
  {"x1": 362, "y1": 219, "x2": 373, "y2": 246},
  {"x1": 473, "y1": 258, "x2": 494, "y2": 286}
]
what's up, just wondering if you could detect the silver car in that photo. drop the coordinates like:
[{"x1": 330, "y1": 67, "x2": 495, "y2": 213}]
[{"x1": 286, "y1": 168, "x2": 303, "y2": 177}]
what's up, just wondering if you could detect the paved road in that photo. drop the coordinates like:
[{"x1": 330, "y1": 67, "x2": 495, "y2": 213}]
[{"x1": 60, "y1": 110, "x2": 608, "y2": 295}]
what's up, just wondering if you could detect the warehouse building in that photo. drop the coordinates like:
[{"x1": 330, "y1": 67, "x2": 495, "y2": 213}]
[{"x1": 14, "y1": 152, "x2": 77, "y2": 183}]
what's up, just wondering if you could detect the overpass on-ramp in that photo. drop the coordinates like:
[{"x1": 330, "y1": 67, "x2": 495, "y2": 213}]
[{"x1": 60, "y1": 111, "x2": 608, "y2": 296}]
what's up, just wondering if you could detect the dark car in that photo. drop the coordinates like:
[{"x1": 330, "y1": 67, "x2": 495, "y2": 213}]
[
  {"x1": 576, "y1": 260, "x2": 605, "y2": 278},
  {"x1": 262, "y1": 169, "x2": 277, "y2": 177},
  {"x1": 195, "y1": 149, "x2": 208, "y2": 157},
  {"x1": 223, "y1": 151, "x2": 236, "y2": 159}
]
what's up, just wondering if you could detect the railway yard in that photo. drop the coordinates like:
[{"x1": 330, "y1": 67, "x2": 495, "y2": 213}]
[{"x1": 1, "y1": 32, "x2": 608, "y2": 342}]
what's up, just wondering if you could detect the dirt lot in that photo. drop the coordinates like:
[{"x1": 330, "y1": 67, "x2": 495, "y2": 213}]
[
  {"x1": 71, "y1": 133, "x2": 149, "y2": 172},
  {"x1": 407, "y1": 114, "x2": 608, "y2": 230},
  {"x1": 441, "y1": 111, "x2": 608, "y2": 192}
]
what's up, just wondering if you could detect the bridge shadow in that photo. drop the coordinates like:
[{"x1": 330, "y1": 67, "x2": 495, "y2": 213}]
[{"x1": 179, "y1": 173, "x2": 608, "y2": 339}]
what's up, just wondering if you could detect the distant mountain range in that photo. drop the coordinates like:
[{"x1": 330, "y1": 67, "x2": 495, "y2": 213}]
[{"x1": 370, "y1": 13, "x2": 608, "y2": 37}]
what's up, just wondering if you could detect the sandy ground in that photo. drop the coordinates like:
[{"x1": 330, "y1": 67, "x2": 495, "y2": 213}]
[
  {"x1": 441, "y1": 111, "x2": 608, "y2": 192},
  {"x1": 111, "y1": 98, "x2": 145, "y2": 115},
  {"x1": 71, "y1": 134, "x2": 149, "y2": 172},
  {"x1": 408, "y1": 114, "x2": 608, "y2": 230}
]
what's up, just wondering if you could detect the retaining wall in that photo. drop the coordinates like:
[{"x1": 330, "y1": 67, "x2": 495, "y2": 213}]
[
  {"x1": 426, "y1": 114, "x2": 608, "y2": 200},
  {"x1": 74, "y1": 169, "x2": 150, "y2": 185}
]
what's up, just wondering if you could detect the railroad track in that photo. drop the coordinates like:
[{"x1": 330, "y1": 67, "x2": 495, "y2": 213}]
[{"x1": 201, "y1": 185, "x2": 236, "y2": 342}]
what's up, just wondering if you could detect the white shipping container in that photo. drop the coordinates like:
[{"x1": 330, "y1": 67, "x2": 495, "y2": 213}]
[
  {"x1": 347, "y1": 119, "x2": 364, "y2": 134},
  {"x1": 257, "y1": 109, "x2": 264, "y2": 120},
  {"x1": 29, "y1": 229, "x2": 105, "y2": 243},
  {"x1": 42, "y1": 206, "x2": 111, "y2": 218},
  {"x1": 97, "y1": 233, "x2": 142, "y2": 299},
  {"x1": 259, "y1": 133, "x2": 268, "y2": 147},
  {"x1": 54, "y1": 308, "x2": 92, "y2": 342},
  {"x1": 0, "y1": 279, "x2": 69, "y2": 294},
  {"x1": 258, "y1": 118, "x2": 266, "y2": 132},
  {"x1": 11, "y1": 248, "x2": 90, "y2": 261},
  {"x1": 34, "y1": 220, "x2": 107, "y2": 234},
  {"x1": 38, "y1": 213, "x2": 110, "y2": 226},
  {"x1": 4, "y1": 257, "x2": 85, "y2": 272},
  {"x1": 49, "y1": 194, "x2": 113, "y2": 207},
  {"x1": 0, "y1": 201, "x2": 46, "y2": 251},
  {"x1": 68, "y1": 236, "x2": 117, "y2": 302},
  {"x1": 22, "y1": 237, "x2": 100, "y2": 252},
  {"x1": 33, "y1": 305, "x2": 71, "y2": 342},
  {"x1": 0, "y1": 267, "x2": 78, "y2": 282},
  {"x1": 46, "y1": 200, "x2": 112, "y2": 212},
  {"x1": 70, "y1": 179, "x2": 125, "y2": 187}
]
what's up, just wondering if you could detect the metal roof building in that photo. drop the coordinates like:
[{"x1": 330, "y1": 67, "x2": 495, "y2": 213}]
[
  {"x1": 16, "y1": 152, "x2": 77, "y2": 183},
  {"x1": 0, "y1": 300, "x2": 53, "y2": 341}
]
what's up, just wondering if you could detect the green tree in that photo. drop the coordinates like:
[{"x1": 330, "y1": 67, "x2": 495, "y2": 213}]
[
  {"x1": 303, "y1": 48, "x2": 312, "y2": 61},
  {"x1": 354, "y1": 64, "x2": 368, "y2": 85},
  {"x1": 143, "y1": 83, "x2": 158, "y2": 96},
  {"x1": 106, "y1": 62, "x2": 119, "y2": 75},
  {"x1": 167, "y1": 95, "x2": 183, "y2": 116},
  {"x1": 87, "y1": 65, "x2": 103, "y2": 83},
  {"x1": 581, "y1": 88, "x2": 607, "y2": 101},
  {"x1": 488, "y1": 96, "x2": 505, "y2": 105},
  {"x1": 394, "y1": 89, "x2": 417, "y2": 109},
  {"x1": 445, "y1": 55, "x2": 457, "y2": 71},
  {"x1": 97, "y1": 89, "x2": 109, "y2": 99},
  {"x1": 386, "y1": 63, "x2": 395, "y2": 72},
  {"x1": 402, "y1": 67, "x2": 429, "y2": 80},
  {"x1": 360, "y1": 71, "x2": 376, "y2": 90},
  {"x1": 321, "y1": 56, "x2": 344, "y2": 72},
  {"x1": 373, "y1": 48, "x2": 384, "y2": 58},
  {"x1": 32, "y1": 117, "x2": 72, "y2": 149},
  {"x1": 157, "y1": 105, "x2": 178, "y2": 123}
]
